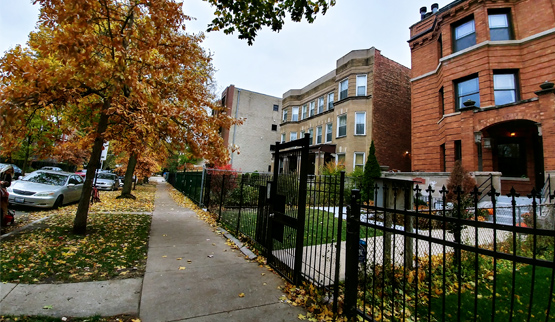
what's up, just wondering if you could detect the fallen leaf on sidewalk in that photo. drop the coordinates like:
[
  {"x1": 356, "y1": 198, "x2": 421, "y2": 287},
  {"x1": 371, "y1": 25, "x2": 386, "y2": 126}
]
[
  {"x1": 187, "y1": 260, "x2": 192, "y2": 263},
  {"x1": 176, "y1": 258, "x2": 182, "y2": 260},
  {"x1": 261, "y1": 273, "x2": 265, "y2": 276},
  {"x1": 43, "y1": 305, "x2": 53, "y2": 309},
  {"x1": 207, "y1": 255, "x2": 214, "y2": 258},
  {"x1": 298, "y1": 314, "x2": 306, "y2": 320},
  {"x1": 163, "y1": 234, "x2": 167, "y2": 237},
  {"x1": 162, "y1": 255, "x2": 167, "y2": 258},
  {"x1": 238, "y1": 293, "x2": 245, "y2": 297},
  {"x1": 131, "y1": 319, "x2": 141, "y2": 322},
  {"x1": 179, "y1": 266, "x2": 186, "y2": 270}
]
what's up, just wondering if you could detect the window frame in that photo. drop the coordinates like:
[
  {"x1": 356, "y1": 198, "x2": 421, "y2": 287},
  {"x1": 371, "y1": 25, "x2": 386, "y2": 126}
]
[
  {"x1": 291, "y1": 106, "x2": 299, "y2": 122},
  {"x1": 337, "y1": 114, "x2": 347, "y2": 138},
  {"x1": 309, "y1": 101, "x2": 315, "y2": 117},
  {"x1": 308, "y1": 128, "x2": 314, "y2": 145},
  {"x1": 356, "y1": 74, "x2": 367, "y2": 96},
  {"x1": 455, "y1": 74, "x2": 480, "y2": 111},
  {"x1": 316, "y1": 126, "x2": 322, "y2": 144},
  {"x1": 339, "y1": 79, "x2": 348, "y2": 100},
  {"x1": 325, "y1": 123, "x2": 333, "y2": 143},
  {"x1": 353, "y1": 152, "x2": 365, "y2": 171},
  {"x1": 273, "y1": 104, "x2": 279, "y2": 112},
  {"x1": 493, "y1": 70, "x2": 519, "y2": 106},
  {"x1": 336, "y1": 153, "x2": 346, "y2": 166},
  {"x1": 488, "y1": 9, "x2": 513, "y2": 41},
  {"x1": 354, "y1": 111, "x2": 366, "y2": 135},
  {"x1": 281, "y1": 133, "x2": 286, "y2": 143},
  {"x1": 290, "y1": 131, "x2": 297, "y2": 141},
  {"x1": 283, "y1": 109, "x2": 288, "y2": 122},
  {"x1": 271, "y1": 124, "x2": 277, "y2": 131},
  {"x1": 301, "y1": 104, "x2": 308, "y2": 120},
  {"x1": 318, "y1": 97, "x2": 324, "y2": 114},
  {"x1": 452, "y1": 16, "x2": 476, "y2": 52},
  {"x1": 327, "y1": 92, "x2": 334, "y2": 110}
]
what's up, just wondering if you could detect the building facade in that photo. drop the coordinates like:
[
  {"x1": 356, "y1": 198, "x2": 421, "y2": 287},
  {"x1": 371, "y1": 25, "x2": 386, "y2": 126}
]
[
  {"x1": 220, "y1": 85, "x2": 281, "y2": 172},
  {"x1": 409, "y1": 0, "x2": 555, "y2": 194},
  {"x1": 279, "y1": 48, "x2": 411, "y2": 175}
]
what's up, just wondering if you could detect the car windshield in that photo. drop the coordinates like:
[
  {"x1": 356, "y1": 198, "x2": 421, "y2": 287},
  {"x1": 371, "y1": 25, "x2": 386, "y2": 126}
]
[
  {"x1": 23, "y1": 172, "x2": 68, "y2": 186},
  {"x1": 97, "y1": 173, "x2": 116, "y2": 180}
]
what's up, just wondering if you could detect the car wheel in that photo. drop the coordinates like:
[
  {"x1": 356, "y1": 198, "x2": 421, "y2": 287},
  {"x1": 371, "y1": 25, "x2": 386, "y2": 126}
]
[{"x1": 53, "y1": 196, "x2": 63, "y2": 209}]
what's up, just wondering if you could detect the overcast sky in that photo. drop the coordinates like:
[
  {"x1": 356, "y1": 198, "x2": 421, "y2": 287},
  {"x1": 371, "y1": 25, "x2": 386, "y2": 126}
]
[{"x1": 1, "y1": 0, "x2": 452, "y2": 98}]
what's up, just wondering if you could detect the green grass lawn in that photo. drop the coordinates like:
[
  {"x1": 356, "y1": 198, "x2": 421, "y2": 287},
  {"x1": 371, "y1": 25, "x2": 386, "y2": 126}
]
[{"x1": 218, "y1": 207, "x2": 382, "y2": 248}]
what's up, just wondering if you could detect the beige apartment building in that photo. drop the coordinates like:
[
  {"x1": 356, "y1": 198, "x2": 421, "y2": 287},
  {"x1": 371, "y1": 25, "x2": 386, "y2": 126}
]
[
  {"x1": 220, "y1": 85, "x2": 281, "y2": 173},
  {"x1": 279, "y1": 48, "x2": 411, "y2": 175}
]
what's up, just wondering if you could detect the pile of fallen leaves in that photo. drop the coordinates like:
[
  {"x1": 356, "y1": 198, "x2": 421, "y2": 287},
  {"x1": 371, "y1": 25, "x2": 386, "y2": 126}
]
[
  {"x1": 280, "y1": 281, "x2": 347, "y2": 322},
  {"x1": 169, "y1": 188, "x2": 218, "y2": 227}
]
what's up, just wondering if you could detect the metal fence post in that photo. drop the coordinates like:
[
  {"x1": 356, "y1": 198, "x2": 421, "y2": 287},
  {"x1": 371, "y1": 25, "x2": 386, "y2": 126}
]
[
  {"x1": 199, "y1": 166, "x2": 205, "y2": 207},
  {"x1": 345, "y1": 189, "x2": 361, "y2": 318},
  {"x1": 236, "y1": 174, "x2": 245, "y2": 235},
  {"x1": 218, "y1": 174, "x2": 226, "y2": 222},
  {"x1": 333, "y1": 171, "x2": 346, "y2": 317}
]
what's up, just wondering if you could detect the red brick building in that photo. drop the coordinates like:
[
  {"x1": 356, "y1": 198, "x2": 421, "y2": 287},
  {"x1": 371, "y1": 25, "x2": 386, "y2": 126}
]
[{"x1": 409, "y1": 0, "x2": 555, "y2": 194}]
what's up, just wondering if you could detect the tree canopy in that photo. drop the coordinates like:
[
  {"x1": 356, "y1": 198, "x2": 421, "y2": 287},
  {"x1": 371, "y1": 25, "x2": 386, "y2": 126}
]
[
  {"x1": 0, "y1": 0, "x2": 237, "y2": 233},
  {"x1": 205, "y1": 0, "x2": 335, "y2": 44}
]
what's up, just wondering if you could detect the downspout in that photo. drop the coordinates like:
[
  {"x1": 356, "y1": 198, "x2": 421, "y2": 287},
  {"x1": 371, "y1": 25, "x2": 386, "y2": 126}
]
[{"x1": 231, "y1": 89, "x2": 241, "y2": 167}]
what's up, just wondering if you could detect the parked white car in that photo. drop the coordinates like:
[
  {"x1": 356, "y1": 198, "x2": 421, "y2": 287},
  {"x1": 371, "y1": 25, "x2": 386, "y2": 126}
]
[
  {"x1": 94, "y1": 172, "x2": 120, "y2": 191},
  {"x1": 7, "y1": 170, "x2": 84, "y2": 208}
]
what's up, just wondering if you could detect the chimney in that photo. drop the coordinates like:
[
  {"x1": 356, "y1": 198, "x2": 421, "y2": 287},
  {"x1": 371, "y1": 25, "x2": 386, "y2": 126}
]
[
  {"x1": 420, "y1": 7, "x2": 427, "y2": 20},
  {"x1": 431, "y1": 3, "x2": 439, "y2": 13}
]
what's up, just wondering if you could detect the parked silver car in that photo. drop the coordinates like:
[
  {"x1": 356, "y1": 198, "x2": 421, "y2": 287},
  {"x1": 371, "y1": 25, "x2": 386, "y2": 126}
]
[
  {"x1": 94, "y1": 172, "x2": 120, "y2": 191},
  {"x1": 7, "y1": 170, "x2": 84, "y2": 208}
]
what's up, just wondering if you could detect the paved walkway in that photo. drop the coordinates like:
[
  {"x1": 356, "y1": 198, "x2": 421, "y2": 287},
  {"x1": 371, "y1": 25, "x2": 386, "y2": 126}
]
[{"x1": 0, "y1": 178, "x2": 305, "y2": 321}]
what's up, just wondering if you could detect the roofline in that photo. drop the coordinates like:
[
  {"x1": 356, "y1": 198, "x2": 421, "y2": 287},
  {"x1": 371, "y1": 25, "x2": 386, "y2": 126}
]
[{"x1": 407, "y1": 0, "x2": 468, "y2": 43}]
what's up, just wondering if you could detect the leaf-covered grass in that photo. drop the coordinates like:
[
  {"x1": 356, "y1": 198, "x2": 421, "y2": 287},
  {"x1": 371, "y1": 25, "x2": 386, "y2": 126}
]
[
  {"x1": 3, "y1": 184, "x2": 156, "y2": 235},
  {"x1": 0, "y1": 185, "x2": 156, "y2": 284}
]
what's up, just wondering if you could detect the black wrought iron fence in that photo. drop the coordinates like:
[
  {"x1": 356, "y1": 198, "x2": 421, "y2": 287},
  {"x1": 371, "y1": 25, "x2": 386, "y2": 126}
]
[{"x1": 345, "y1": 185, "x2": 555, "y2": 322}]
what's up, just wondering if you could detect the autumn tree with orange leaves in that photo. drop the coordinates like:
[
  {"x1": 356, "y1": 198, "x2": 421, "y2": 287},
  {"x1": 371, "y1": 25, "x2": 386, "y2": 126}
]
[{"x1": 0, "y1": 0, "x2": 236, "y2": 234}]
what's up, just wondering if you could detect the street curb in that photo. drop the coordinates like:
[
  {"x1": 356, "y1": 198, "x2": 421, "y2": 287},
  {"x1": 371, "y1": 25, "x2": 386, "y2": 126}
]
[
  {"x1": 0, "y1": 216, "x2": 50, "y2": 240},
  {"x1": 217, "y1": 227, "x2": 258, "y2": 260}
]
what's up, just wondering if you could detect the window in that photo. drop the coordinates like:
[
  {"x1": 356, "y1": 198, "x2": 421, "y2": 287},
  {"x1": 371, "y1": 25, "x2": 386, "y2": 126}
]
[
  {"x1": 309, "y1": 101, "x2": 315, "y2": 117},
  {"x1": 355, "y1": 112, "x2": 366, "y2": 135},
  {"x1": 316, "y1": 126, "x2": 322, "y2": 144},
  {"x1": 337, "y1": 115, "x2": 347, "y2": 137},
  {"x1": 336, "y1": 153, "x2": 346, "y2": 166},
  {"x1": 453, "y1": 18, "x2": 476, "y2": 52},
  {"x1": 292, "y1": 107, "x2": 299, "y2": 121},
  {"x1": 283, "y1": 109, "x2": 288, "y2": 122},
  {"x1": 302, "y1": 104, "x2": 308, "y2": 120},
  {"x1": 440, "y1": 144, "x2": 446, "y2": 172},
  {"x1": 438, "y1": 35, "x2": 443, "y2": 59},
  {"x1": 354, "y1": 152, "x2": 365, "y2": 171},
  {"x1": 290, "y1": 132, "x2": 297, "y2": 141},
  {"x1": 308, "y1": 128, "x2": 314, "y2": 145},
  {"x1": 339, "y1": 79, "x2": 348, "y2": 100},
  {"x1": 356, "y1": 75, "x2": 367, "y2": 96},
  {"x1": 273, "y1": 104, "x2": 279, "y2": 111},
  {"x1": 328, "y1": 92, "x2": 334, "y2": 109},
  {"x1": 489, "y1": 10, "x2": 512, "y2": 41},
  {"x1": 281, "y1": 133, "x2": 286, "y2": 143},
  {"x1": 494, "y1": 72, "x2": 517, "y2": 105},
  {"x1": 300, "y1": 130, "x2": 305, "y2": 139},
  {"x1": 455, "y1": 75, "x2": 480, "y2": 110},
  {"x1": 325, "y1": 123, "x2": 333, "y2": 142},
  {"x1": 271, "y1": 124, "x2": 277, "y2": 131},
  {"x1": 318, "y1": 97, "x2": 324, "y2": 114},
  {"x1": 439, "y1": 87, "x2": 445, "y2": 116},
  {"x1": 454, "y1": 140, "x2": 462, "y2": 161}
]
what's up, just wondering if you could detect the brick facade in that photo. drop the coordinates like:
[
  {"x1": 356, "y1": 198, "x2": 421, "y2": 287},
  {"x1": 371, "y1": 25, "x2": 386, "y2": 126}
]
[
  {"x1": 409, "y1": 0, "x2": 555, "y2": 194},
  {"x1": 280, "y1": 48, "x2": 411, "y2": 174}
]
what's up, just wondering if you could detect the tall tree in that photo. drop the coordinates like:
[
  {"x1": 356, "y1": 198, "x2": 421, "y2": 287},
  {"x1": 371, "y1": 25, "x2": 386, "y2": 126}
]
[{"x1": 1, "y1": 0, "x2": 236, "y2": 234}]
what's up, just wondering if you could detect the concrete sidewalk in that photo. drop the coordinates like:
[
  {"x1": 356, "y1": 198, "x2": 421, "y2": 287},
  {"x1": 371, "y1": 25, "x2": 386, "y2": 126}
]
[{"x1": 0, "y1": 179, "x2": 305, "y2": 321}]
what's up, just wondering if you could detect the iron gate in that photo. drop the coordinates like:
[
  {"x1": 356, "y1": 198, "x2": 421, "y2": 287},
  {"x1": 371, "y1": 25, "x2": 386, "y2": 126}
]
[{"x1": 268, "y1": 134, "x2": 310, "y2": 284}]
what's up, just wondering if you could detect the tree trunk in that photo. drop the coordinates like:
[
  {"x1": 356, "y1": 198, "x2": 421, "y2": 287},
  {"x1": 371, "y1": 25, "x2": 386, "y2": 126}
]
[
  {"x1": 23, "y1": 136, "x2": 32, "y2": 174},
  {"x1": 118, "y1": 153, "x2": 137, "y2": 199},
  {"x1": 73, "y1": 100, "x2": 111, "y2": 234}
]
